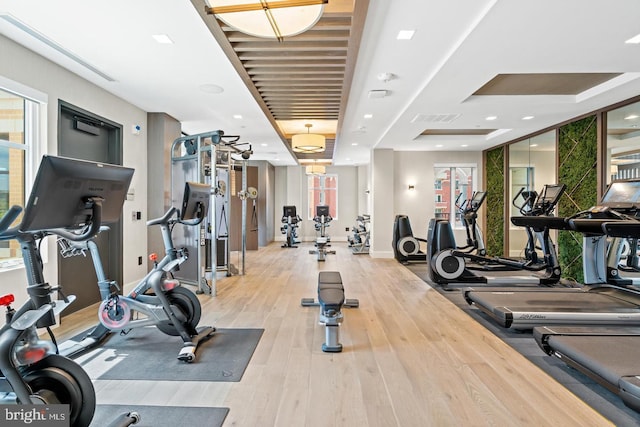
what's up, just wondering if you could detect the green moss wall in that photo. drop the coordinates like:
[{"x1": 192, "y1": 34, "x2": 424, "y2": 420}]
[
  {"x1": 557, "y1": 115, "x2": 598, "y2": 282},
  {"x1": 485, "y1": 146, "x2": 505, "y2": 256}
]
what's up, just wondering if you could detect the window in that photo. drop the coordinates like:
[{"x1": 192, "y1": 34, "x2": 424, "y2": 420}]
[
  {"x1": 308, "y1": 174, "x2": 338, "y2": 220},
  {"x1": 0, "y1": 85, "x2": 41, "y2": 267},
  {"x1": 434, "y1": 165, "x2": 477, "y2": 228}
]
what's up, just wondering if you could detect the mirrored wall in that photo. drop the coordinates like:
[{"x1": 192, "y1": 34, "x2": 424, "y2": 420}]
[
  {"x1": 606, "y1": 100, "x2": 640, "y2": 185},
  {"x1": 507, "y1": 130, "x2": 556, "y2": 257}
]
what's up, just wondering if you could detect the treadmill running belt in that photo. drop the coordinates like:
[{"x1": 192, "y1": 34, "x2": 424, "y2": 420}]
[
  {"x1": 547, "y1": 335, "x2": 639, "y2": 386},
  {"x1": 471, "y1": 291, "x2": 640, "y2": 313}
]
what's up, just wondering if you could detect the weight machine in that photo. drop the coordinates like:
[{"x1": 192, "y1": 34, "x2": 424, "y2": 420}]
[
  {"x1": 348, "y1": 214, "x2": 370, "y2": 254},
  {"x1": 170, "y1": 130, "x2": 253, "y2": 296}
]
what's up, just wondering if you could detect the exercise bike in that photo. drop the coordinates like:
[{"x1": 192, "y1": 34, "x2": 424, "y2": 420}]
[
  {"x1": 427, "y1": 184, "x2": 566, "y2": 287},
  {"x1": 310, "y1": 205, "x2": 335, "y2": 261},
  {"x1": 281, "y1": 205, "x2": 301, "y2": 248},
  {"x1": 57, "y1": 182, "x2": 215, "y2": 363},
  {"x1": 0, "y1": 155, "x2": 134, "y2": 426}
]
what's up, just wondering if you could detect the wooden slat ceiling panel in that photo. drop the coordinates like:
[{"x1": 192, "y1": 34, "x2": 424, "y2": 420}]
[
  {"x1": 201, "y1": 0, "x2": 368, "y2": 161},
  {"x1": 244, "y1": 60, "x2": 346, "y2": 68},
  {"x1": 248, "y1": 68, "x2": 345, "y2": 75}
]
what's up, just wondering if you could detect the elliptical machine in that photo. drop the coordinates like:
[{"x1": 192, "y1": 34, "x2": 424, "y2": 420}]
[
  {"x1": 427, "y1": 184, "x2": 566, "y2": 287},
  {"x1": 281, "y1": 205, "x2": 301, "y2": 248},
  {"x1": 452, "y1": 191, "x2": 488, "y2": 256},
  {"x1": 310, "y1": 205, "x2": 335, "y2": 261},
  {"x1": 57, "y1": 182, "x2": 215, "y2": 363},
  {"x1": 392, "y1": 215, "x2": 428, "y2": 263}
]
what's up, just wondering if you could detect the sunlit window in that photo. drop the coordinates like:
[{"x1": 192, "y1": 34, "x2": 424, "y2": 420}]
[
  {"x1": 307, "y1": 174, "x2": 338, "y2": 220},
  {"x1": 434, "y1": 165, "x2": 477, "y2": 228},
  {"x1": 0, "y1": 87, "x2": 38, "y2": 266}
]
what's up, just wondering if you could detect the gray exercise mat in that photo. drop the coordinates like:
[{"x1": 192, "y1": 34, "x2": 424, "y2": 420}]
[
  {"x1": 90, "y1": 404, "x2": 228, "y2": 427},
  {"x1": 78, "y1": 328, "x2": 263, "y2": 382}
]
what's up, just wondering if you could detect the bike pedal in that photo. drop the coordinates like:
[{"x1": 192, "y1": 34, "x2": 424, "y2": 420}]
[{"x1": 178, "y1": 345, "x2": 196, "y2": 363}]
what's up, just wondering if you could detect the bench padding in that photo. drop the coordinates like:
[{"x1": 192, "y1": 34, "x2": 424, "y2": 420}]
[{"x1": 318, "y1": 271, "x2": 345, "y2": 313}]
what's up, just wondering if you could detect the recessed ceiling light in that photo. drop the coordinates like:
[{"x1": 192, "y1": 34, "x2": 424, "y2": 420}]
[
  {"x1": 530, "y1": 144, "x2": 538, "y2": 147},
  {"x1": 260, "y1": 143, "x2": 268, "y2": 147},
  {"x1": 397, "y1": 30, "x2": 415, "y2": 40},
  {"x1": 363, "y1": 114, "x2": 373, "y2": 119},
  {"x1": 522, "y1": 116, "x2": 534, "y2": 120},
  {"x1": 346, "y1": 158, "x2": 351, "y2": 161},
  {"x1": 351, "y1": 143, "x2": 358, "y2": 146},
  {"x1": 625, "y1": 33, "x2": 640, "y2": 44},
  {"x1": 233, "y1": 114, "x2": 243, "y2": 119},
  {"x1": 624, "y1": 114, "x2": 639, "y2": 120},
  {"x1": 461, "y1": 144, "x2": 469, "y2": 147},
  {"x1": 152, "y1": 34, "x2": 173, "y2": 44},
  {"x1": 485, "y1": 116, "x2": 497, "y2": 121},
  {"x1": 436, "y1": 144, "x2": 443, "y2": 148},
  {"x1": 199, "y1": 84, "x2": 224, "y2": 94}
]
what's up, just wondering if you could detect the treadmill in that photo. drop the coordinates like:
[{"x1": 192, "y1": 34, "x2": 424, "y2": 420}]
[
  {"x1": 463, "y1": 179, "x2": 640, "y2": 330},
  {"x1": 533, "y1": 220, "x2": 640, "y2": 414}
]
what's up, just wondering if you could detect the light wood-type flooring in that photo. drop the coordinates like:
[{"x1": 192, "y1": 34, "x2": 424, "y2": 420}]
[{"x1": 57, "y1": 242, "x2": 612, "y2": 426}]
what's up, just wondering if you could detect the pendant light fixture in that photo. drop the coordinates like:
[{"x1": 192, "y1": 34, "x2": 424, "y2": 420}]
[
  {"x1": 292, "y1": 123, "x2": 326, "y2": 154},
  {"x1": 205, "y1": 0, "x2": 327, "y2": 42},
  {"x1": 305, "y1": 164, "x2": 326, "y2": 175}
]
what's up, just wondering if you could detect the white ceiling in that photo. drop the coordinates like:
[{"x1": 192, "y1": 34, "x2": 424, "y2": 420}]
[{"x1": 2, "y1": 0, "x2": 640, "y2": 167}]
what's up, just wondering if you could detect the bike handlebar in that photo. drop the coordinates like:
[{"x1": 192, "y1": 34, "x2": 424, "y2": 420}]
[
  {"x1": 0, "y1": 197, "x2": 104, "y2": 242},
  {"x1": 0, "y1": 205, "x2": 22, "y2": 233},
  {"x1": 147, "y1": 207, "x2": 179, "y2": 227},
  {"x1": 44, "y1": 197, "x2": 104, "y2": 242},
  {"x1": 146, "y1": 206, "x2": 205, "y2": 228}
]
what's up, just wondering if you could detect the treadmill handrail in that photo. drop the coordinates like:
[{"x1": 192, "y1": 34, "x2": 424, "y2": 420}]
[
  {"x1": 511, "y1": 215, "x2": 571, "y2": 231},
  {"x1": 603, "y1": 220, "x2": 640, "y2": 238}
]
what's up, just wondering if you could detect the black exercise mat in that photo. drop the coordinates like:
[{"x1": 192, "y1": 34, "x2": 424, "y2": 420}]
[
  {"x1": 78, "y1": 327, "x2": 263, "y2": 382},
  {"x1": 90, "y1": 404, "x2": 228, "y2": 427},
  {"x1": 405, "y1": 263, "x2": 640, "y2": 426}
]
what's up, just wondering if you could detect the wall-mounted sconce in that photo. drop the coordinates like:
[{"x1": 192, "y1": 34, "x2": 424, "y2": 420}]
[{"x1": 408, "y1": 185, "x2": 415, "y2": 190}]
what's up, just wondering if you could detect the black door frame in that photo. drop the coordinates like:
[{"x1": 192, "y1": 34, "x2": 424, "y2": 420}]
[{"x1": 57, "y1": 100, "x2": 125, "y2": 308}]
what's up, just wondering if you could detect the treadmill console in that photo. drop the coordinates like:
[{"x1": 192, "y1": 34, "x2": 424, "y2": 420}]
[
  {"x1": 600, "y1": 179, "x2": 640, "y2": 211},
  {"x1": 531, "y1": 184, "x2": 566, "y2": 215}
]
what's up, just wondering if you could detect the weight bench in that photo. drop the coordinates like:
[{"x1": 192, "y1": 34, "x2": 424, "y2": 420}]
[
  {"x1": 309, "y1": 237, "x2": 336, "y2": 261},
  {"x1": 301, "y1": 271, "x2": 359, "y2": 352}
]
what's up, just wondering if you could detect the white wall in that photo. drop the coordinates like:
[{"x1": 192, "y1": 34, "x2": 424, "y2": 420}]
[
  {"x1": 273, "y1": 165, "x2": 359, "y2": 242},
  {"x1": 367, "y1": 149, "x2": 483, "y2": 258},
  {"x1": 357, "y1": 164, "x2": 370, "y2": 216},
  {"x1": 370, "y1": 149, "x2": 394, "y2": 257},
  {"x1": 0, "y1": 34, "x2": 148, "y2": 306},
  {"x1": 393, "y1": 150, "x2": 484, "y2": 245}
]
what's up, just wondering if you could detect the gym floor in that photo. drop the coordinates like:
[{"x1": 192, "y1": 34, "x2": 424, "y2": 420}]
[{"x1": 57, "y1": 242, "x2": 611, "y2": 426}]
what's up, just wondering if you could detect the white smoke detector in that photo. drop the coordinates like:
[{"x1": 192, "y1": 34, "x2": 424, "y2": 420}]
[{"x1": 377, "y1": 72, "x2": 396, "y2": 82}]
